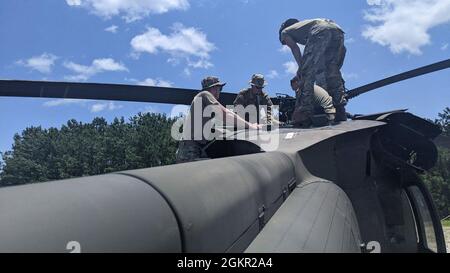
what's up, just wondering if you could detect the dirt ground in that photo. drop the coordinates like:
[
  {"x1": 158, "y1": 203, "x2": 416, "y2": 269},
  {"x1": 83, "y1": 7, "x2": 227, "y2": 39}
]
[{"x1": 444, "y1": 226, "x2": 450, "y2": 252}]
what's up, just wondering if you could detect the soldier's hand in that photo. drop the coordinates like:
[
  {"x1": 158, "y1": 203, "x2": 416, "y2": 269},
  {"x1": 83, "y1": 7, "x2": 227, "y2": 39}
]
[{"x1": 249, "y1": 123, "x2": 263, "y2": 130}]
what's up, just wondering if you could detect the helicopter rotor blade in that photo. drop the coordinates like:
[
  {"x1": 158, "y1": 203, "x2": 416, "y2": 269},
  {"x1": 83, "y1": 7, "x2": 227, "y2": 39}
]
[
  {"x1": 3, "y1": 58, "x2": 449, "y2": 106},
  {"x1": 346, "y1": 58, "x2": 450, "y2": 99},
  {"x1": 0, "y1": 80, "x2": 238, "y2": 106}
]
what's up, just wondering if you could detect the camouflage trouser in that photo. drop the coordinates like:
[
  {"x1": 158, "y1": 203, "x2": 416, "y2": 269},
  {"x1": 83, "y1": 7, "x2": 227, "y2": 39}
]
[
  {"x1": 176, "y1": 140, "x2": 208, "y2": 163},
  {"x1": 295, "y1": 28, "x2": 347, "y2": 124},
  {"x1": 314, "y1": 31, "x2": 347, "y2": 107}
]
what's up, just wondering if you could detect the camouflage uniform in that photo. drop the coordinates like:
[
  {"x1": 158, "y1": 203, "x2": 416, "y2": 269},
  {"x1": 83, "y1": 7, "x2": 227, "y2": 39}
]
[
  {"x1": 293, "y1": 84, "x2": 336, "y2": 123},
  {"x1": 313, "y1": 30, "x2": 347, "y2": 121},
  {"x1": 280, "y1": 18, "x2": 347, "y2": 124},
  {"x1": 176, "y1": 76, "x2": 226, "y2": 163},
  {"x1": 233, "y1": 74, "x2": 273, "y2": 123}
]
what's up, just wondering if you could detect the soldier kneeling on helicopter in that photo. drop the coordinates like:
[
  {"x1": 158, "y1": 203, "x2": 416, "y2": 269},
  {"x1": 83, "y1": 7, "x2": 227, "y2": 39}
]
[
  {"x1": 176, "y1": 76, "x2": 261, "y2": 163},
  {"x1": 291, "y1": 75, "x2": 336, "y2": 127}
]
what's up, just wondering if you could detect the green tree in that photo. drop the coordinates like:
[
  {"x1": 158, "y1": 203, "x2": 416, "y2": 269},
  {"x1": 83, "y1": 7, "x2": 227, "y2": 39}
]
[
  {"x1": 435, "y1": 107, "x2": 450, "y2": 136},
  {"x1": 422, "y1": 147, "x2": 450, "y2": 217},
  {"x1": 0, "y1": 113, "x2": 178, "y2": 186},
  {"x1": 422, "y1": 107, "x2": 450, "y2": 218}
]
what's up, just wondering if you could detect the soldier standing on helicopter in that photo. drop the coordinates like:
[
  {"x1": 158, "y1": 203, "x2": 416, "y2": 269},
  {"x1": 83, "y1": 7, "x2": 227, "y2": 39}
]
[{"x1": 279, "y1": 18, "x2": 347, "y2": 127}]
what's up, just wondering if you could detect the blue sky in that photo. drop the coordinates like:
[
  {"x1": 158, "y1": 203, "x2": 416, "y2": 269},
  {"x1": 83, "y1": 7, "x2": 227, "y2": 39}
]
[{"x1": 0, "y1": 0, "x2": 449, "y2": 154}]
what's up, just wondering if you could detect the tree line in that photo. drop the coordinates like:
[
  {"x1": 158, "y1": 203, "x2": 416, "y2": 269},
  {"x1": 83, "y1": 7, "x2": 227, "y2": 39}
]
[
  {"x1": 0, "y1": 113, "x2": 178, "y2": 186},
  {"x1": 423, "y1": 107, "x2": 450, "y2": 218}
]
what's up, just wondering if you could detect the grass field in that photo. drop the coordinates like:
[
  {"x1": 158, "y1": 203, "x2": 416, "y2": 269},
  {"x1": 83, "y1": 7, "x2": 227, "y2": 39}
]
[
  {"x1": 443, "y1": 224, "x2": 450, "y2": 252},
  {"x1": 442, "y1": 220, "x2": 450, "y2": 227}
]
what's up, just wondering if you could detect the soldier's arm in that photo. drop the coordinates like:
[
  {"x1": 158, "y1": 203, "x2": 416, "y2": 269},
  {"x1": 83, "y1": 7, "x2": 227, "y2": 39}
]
[
  {"x1": 284, "y1": 35, "x2": 302, "y2": 74},
  {"x1": 220, "y1": 104, "x2": 260, "y2": 130},
  {"x1": 232, "y1": 93, "x2": 246, "y2": 120},
  {"x1": 202, "y1": 91, "x2": 259, "y2": 130},
  {"x1": 233, "y1": 93, "x2": 245, "y2": 107},
  {"x1": 264, "y1": 95, "x2": 274, "y2": 106}
]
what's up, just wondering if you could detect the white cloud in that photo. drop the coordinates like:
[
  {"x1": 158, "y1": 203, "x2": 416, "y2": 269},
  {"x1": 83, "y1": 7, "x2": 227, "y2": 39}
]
[
  {"x1": 187, "y1": 58, "x2": 213, "y2": 69},
  {"x1": 64, "y1": 58, "x2": 128, "y2": 81},
  {"x1": 137, "y1": 78, "x2": 173, "y2": 87},
  {"x1": 343, "y1": 72, "x2": 359, "y2": 80},
  {"x1": 105, "y1": 25, "x2": 118, "y2": 33},
  {"x1": 283, "y1": 61, "x2": 298, "y2": 75},
  {"x1": 131, "y1": 23, "x2": 215, "y2": 70},
  {"x1": 299, "y1": 44, "x2": 305, "y2": 53},
  {"x1": 16, "y1": 53, "x2": 58, "y2": 74},
  {"x1": 362, "y1": 0, "x2": 450, "y2": 55},
  {"x1": 266, "y1": 70, "x2": 279, "y2": 79},
  {"x1": 66, "y1": 0, "x2": 81, "y2": 5},
  {"x1": 66, "y1": 0, "x2": 190, "y2": 22},
  {"x1": 43, "y1": 99, "x2": 86, "y2": 107},
  {"x1": 90, "y1": 103, "x2": 107, "y2": 113},
  {"x1": 279, "y1": 44, "x2": 305, "y2": 54},
  {"x1": 167, "y1": 57, "x2": 181, "y2": 66},
  {"x1": 90, "y1": 102, "x2": 123, "y2": 113},
  {"x1": 141, "y1": 105, "x2": 159, "y2": 114},
  {"x1": 42, "y1": 98, "x2": 122, "y2": 113},
  {"x1": 345, "y1": 37, "x2": 356, "y2": 44},
  {"x1": 169, "y1": 104, "x2": 189, "y2": 118},
  {"x1": 278, "y1": 45, "x2": 291, "y2": 54},
  {"x1": 183, "y1": 67, "x2": 191, "y2": 77},
  {"x1": 442, "y1": 43, "x2": 449, "y2": 50}
]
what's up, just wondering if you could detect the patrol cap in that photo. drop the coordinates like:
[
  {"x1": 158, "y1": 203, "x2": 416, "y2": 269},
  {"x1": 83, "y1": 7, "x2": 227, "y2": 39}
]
[
  {"x1": 279, "y1": 18, "x2": 299, "y2": 43},
  {"x1": 201, "y1": 76, "x2": 226, "y2": 91},
  {"x1": 249, "y1": 74, "x2": 267, "y2": 88}
]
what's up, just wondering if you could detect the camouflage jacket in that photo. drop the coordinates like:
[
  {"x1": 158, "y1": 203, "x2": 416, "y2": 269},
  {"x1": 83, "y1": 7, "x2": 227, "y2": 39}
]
[
  {"x1": 233, "y1": 88, "x2": 273, "y2": 108},
  {"x1": 233, "y1": 88, "x2": 273, "y2": 123}
]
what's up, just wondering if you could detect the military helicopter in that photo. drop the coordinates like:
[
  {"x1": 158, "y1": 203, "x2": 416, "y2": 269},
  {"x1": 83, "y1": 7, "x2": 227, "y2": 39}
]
[{"x1": 0, "y1": 59, "x2": 449, "y2": 253}]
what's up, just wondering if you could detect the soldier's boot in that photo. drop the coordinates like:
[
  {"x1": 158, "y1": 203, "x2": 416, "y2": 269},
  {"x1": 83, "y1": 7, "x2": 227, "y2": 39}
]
[
  {"x1": 335, "y1": 105, "x2": 347, "y2": 122},
  {"x1": 324, "y1": 62, "x2": 347, "y2": 122},
  {"x1": 292, "y1": 106, "x2": 314, "y2": 128},
  {"x1": 331, "y1": 89, "x2": 347, "y2": 122},
  {"x1": 326, "y1": 113, "x2": 336, "y2": 126}
]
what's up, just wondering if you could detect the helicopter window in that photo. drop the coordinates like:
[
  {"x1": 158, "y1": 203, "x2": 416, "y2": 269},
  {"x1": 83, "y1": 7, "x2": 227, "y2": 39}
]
[{"x1": 408, "y1": 186, "x2": 438, "y2": 252}]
